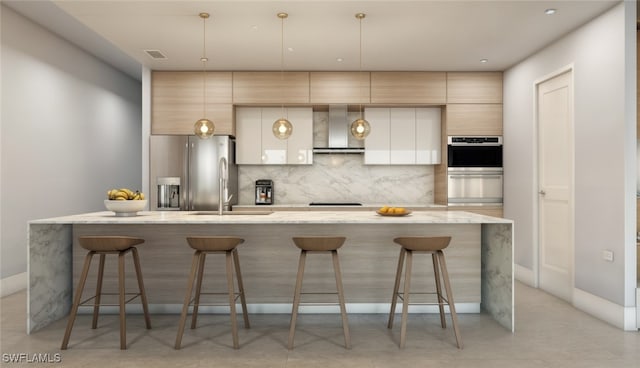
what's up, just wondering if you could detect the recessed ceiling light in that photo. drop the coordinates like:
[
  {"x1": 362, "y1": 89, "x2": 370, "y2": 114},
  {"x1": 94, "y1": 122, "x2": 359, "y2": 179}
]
[
  {"x1": 480, "y1": 59, "x2": 488, "y2": 63},
  {"x1": 336, "y1": 58, "x2": 344, "y2": 62},
  {"x1": 287, "y1": 47, "x2": 294, "y2": 52},
  {"x1": 251, "y1": 25, "x2": 258, "y2": 30},
  {"x1": 545, "y1": 8, "x2": 556, "y2": 15}
]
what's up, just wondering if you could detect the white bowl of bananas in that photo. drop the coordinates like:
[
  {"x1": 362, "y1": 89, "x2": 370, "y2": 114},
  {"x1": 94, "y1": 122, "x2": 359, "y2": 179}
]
[{"x1": 105, "y1": 188, "x2": 147, "y2": 217}]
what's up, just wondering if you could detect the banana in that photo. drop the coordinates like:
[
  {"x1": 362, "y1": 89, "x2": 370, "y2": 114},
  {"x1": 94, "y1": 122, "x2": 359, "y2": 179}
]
[
  {"x1": 107, "y1": 188, "x2": 145, "y2": 200},
  {"x1": 120, "y1": 188, "x2": 135, "y2": 199}
]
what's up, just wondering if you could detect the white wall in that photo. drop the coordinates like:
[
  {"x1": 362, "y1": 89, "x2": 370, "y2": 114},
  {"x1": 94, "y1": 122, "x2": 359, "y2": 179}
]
[
  {"x1": 504, "y1": 2, "x2": 636, "y2": 309},
  {"x1": 0, "y1": 6, "x2": 142, "y2": 282}
]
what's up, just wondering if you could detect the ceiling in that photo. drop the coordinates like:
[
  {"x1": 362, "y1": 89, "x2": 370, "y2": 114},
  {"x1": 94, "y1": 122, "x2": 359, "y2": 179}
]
[{"x1": 5, "y1": 1, "x2": 621, "y2": 80}]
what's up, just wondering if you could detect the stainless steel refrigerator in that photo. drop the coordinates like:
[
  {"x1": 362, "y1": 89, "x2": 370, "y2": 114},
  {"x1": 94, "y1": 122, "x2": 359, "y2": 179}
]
[{"x1": 149, "y1": 135, "x2": 238, "y2": 211}]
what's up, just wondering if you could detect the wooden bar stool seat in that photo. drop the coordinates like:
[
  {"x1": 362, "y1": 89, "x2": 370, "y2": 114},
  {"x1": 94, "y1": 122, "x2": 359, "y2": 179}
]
[
  {"x1": 61, "y1": 236, "x2": 151, "y2": 350},
  {"x1": 175, "y1": 236, "x2": 249, "y2": 350},
  {"x1": 388, "y1": 236, "x2": 463, "y2": 349},
  {"x1": 288, "y1": 236, "x2": 351, "y2": 350}
]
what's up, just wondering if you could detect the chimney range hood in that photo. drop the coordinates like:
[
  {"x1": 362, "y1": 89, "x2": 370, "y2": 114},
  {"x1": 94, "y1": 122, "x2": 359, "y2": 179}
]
[{"x1": 312, "y1": 105, "x2": 365, "y2": 154}]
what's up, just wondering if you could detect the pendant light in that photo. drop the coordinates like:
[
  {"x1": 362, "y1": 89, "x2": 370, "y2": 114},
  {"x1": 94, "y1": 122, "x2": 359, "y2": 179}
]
[
  {"x1": 272, "y1": 12, "x2": 293, "y2": 140},
  {"x1": 194, "y1": 12, "x2": 215, "y2": 139},
  {"x1": 351, "y1": 12, "x2": 370, "y2": 140}
]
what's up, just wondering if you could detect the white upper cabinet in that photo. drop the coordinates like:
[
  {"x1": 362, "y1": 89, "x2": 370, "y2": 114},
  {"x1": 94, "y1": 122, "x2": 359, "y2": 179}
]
[
  {"x1": 415, "y1": 108, "x2": 441, "y2": 164},
  {"x1": 235, "y1": 107, "x2": 263, "y2": 164},
  {"x1": 364, "y1": 108, "x2": 391, "y2": 164},
  {"x1": 285, "y1": 108, "x2": 313, "y2": 165},
  {"x1": 260, "y1": 108, "x2": 288, "y2": 164},
  {"x1": 236, "y1": 107, "x2": 313, "y2": 165},
  {"x1": 390, "y1": 108, "x2": 416, "y2": 164},
  {"x1": 364, "y1": 107, "x2": 441, "y2": 165}
]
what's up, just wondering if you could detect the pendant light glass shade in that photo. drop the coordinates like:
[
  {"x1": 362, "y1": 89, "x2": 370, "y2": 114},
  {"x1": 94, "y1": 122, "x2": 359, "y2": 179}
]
[
  {"x1": 273, "y1": 118, "x2": 293, "y2": 140},
  {"x1": 194, "y1": 118, "x2": 214, "y2": 138},
  {"x1": 350, "y1": 118, "x2": 371, "y2": 140},
  {"x1": 351, "y1": 12, "x2": 370, "y2": 141},
  {"x1": 193, "y1": 12, "x2": 215, "y2": 139},
  {"x1": 273, "y1": 12, "x2": 292, "y2": 140}
]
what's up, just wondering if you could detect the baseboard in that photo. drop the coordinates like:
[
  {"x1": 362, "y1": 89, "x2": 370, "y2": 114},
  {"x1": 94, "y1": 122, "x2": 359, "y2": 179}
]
[
  {"x1": 78, "y1": 302, "x2": 481, "y2": 315},
  {"x1": 573, "y1": 287, "x2": 637, "y2": 331},
  {"x1": 514, "y1": 264, "x2": 536, "y2": 287},
  {"x1": 637, "y1": 288, "x2": 640, "y2": 329},
  {"x1": 1, "y1": 272, "x2": 27, "y2": 297}
]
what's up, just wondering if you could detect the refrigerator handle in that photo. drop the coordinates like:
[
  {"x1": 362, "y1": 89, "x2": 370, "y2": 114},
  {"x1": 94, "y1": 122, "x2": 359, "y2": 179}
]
[{"x1": 184, "y1": 140, "x2": 191, "y2": 210}]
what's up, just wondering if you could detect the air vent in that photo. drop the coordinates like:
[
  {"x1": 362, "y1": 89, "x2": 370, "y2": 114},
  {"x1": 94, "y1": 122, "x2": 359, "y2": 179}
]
[{"x1": 144, "y1": 49, "x2": 167, "y2": 60}]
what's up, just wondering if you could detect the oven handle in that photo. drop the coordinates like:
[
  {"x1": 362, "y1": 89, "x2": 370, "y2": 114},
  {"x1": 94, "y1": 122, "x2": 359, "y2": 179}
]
[{"x1": 449, "y1": 175, "x2": 503, "y2": 179}]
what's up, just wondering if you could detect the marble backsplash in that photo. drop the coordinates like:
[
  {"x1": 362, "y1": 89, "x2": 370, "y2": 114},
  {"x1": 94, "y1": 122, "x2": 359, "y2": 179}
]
[{"x1": 238, "y1": 154, "x2": 434, "y2": 205}]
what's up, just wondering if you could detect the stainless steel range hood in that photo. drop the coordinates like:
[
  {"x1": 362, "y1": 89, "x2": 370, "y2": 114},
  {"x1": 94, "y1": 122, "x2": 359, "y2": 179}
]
[{"x1": 313, "y1": 105, "x2": 365, "y2": 154}]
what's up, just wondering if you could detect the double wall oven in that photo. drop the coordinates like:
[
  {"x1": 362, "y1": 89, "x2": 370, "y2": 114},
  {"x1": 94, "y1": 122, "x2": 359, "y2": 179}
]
[{"x1": 447, "y1": 136, "x2": 503, "y2": 205}]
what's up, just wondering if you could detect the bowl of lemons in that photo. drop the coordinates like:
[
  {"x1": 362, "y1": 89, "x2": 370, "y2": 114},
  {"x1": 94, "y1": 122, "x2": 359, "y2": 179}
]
[
  {"x1": 104, "y1": 188, "x2": 147, "y2": 217},
  {"x1": 376, "y1": 206, "x2": 411, "y2": 217}
]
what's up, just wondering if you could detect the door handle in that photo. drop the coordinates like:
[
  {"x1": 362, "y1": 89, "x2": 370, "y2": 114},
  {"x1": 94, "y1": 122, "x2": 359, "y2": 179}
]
[
  {"x1": 449, "y1": 175, "x2": 503, "y2": 179},
  {"x1": 539, "y1": 190, "x2": 546, "y2": 196}
]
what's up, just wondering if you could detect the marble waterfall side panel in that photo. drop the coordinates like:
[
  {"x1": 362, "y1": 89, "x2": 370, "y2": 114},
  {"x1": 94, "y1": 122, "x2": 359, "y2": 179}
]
[
  {"x1": 28, "y1": 224, "x2": 72, "y2": 333},
  {"x1": 481, "y1": 223, "x2": 514, "y2": 332}
]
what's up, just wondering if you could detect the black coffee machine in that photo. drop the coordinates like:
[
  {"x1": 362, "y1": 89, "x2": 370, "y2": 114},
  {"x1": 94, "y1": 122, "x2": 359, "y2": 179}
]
[{"x1": 255, "y1": 179, "x2": 274, "y2": 205}]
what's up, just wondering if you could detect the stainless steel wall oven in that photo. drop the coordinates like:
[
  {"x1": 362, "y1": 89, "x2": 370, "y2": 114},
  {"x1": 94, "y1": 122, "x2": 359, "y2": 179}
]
[{"x1": 447, "y1": 136, "x2": 503, "y2": 205}]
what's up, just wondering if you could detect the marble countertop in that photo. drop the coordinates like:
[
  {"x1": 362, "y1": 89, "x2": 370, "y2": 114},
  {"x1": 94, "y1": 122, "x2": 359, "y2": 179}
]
[
  {"x1": 234, "y1": 203, "x2": 449, "y2": 210},
  {"x1": 30, "y1": 210, "x2": 511, "y2": 225}
]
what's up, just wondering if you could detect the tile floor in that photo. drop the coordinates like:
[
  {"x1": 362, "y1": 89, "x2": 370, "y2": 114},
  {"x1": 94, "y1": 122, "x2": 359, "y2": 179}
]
[{"x1": 1, "y1": 282, "x2": 638, "y2": 367}]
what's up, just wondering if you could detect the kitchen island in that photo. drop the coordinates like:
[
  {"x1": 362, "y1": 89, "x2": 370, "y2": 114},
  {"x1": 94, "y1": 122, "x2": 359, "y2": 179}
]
[{"x1": 28, "y1": 210, "x2": 513, "y2": 334}]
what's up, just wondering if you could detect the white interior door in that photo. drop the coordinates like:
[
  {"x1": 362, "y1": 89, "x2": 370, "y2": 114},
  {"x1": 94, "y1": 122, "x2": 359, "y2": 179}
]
[{"x1": 537, "y1": 69, "x2": 574, "y2": 302}]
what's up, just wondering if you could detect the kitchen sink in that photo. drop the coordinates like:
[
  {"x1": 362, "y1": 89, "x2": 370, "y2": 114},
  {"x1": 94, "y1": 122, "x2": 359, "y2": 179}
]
[{"x1": 190, "y1": 211, "x2": 273, "y2": 215}]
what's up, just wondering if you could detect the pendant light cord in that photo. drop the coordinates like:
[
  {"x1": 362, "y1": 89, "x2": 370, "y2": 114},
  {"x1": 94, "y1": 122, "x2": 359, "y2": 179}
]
[
  {"x1": 201, "y1": 13, "x2": 208, "y2": 118},
  {"x1": 280, "y1": 13, "x2": 286, "y2": 118},
  {"x1": 358, "y1": 13, "x2": 364, "y2": 120}
]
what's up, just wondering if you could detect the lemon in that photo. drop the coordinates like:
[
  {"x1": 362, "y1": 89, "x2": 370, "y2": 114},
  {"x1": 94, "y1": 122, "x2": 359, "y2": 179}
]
[{"x1": 379, "y1": 206, "x2": 390, "y2": 214}]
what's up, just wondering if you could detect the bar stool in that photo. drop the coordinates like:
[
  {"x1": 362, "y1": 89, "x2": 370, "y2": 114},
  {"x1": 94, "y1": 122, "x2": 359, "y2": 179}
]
[
  {"x1": 388, "y1": 236, "x2": 463, "y2": 349},
  {"x1": 61, "y1": 236, "x2": 151, "y2": 350},
  {"x1": 175, "y1": 236, "x2": 249, "y2": 350},
  {"x1": 288, "y1": 236, "x2": 351, "y2": 349}
]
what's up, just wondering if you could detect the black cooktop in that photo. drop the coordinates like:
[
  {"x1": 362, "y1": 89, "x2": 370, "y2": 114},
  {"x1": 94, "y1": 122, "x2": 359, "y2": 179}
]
[{"x1": 309, "y1": 202, "x2": 363, "y2": 206}]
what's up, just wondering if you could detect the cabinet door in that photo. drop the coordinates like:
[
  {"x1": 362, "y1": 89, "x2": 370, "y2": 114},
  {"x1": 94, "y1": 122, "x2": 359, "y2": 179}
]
[
  {"x1": 310, "y1": 72, "x2": 370, "y2": 104},
  {"x1": 364, "y1": 108, "x2": 391, "y2": 164},
  {"x1": 446, "y1": 72, "x2": 503, "y2": 103},
  {"x1": 416, "y1": 108, "x2": 442, "y2": 164},
  {"x1": 446, "y1": 104, "x2": 503, "y2": 136},
  {"x1": 233, "y1": 72, "x2": 309, "y2": 104},
  {"x1": 151, "y1": 71, "x2": 233, "y2": 135},
  {"x1": 286, "y1": 108, "x2": 313, "y2": 165},
  {"x1": 235, "y1": 107, "x2": 263, "y2": 164},
  {"x1": 389, "y1": 108, "x2": 416, "y2": 164},
  {"x1": 371, "y1": 72, "x2": 446, "y2": 104},
  {"x1": 260, "y1": 108, "x2": 287, "y2": 164}
]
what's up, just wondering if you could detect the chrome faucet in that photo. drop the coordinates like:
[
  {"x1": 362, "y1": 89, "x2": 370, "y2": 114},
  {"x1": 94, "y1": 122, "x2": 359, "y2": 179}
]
[{"x1": 218, "y1": 157, "x2": 232, "y2": 215}]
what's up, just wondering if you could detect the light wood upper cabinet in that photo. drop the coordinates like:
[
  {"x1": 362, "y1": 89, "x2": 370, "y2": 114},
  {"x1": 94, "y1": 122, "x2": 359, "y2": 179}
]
[
  {"x1": 151, "y1": 71, "x2": 233, "y2": 135},
  {"x1": 233, "y1": 72, "x2": 309, "y2": 104},
  {"x1": 371, "y1": 72, "x2": 446, "y2": 104},
  {"x1": 310, "y1": 72, "x2": 370, "y2": 104},
  {"x1": 446, "y1": 104, "x2": 503, "y2": 136},
  {"x1": 446, "y1": 72, "x2": 503, "y2": 103}
]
